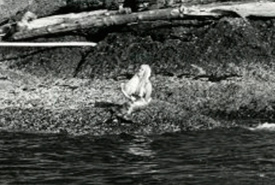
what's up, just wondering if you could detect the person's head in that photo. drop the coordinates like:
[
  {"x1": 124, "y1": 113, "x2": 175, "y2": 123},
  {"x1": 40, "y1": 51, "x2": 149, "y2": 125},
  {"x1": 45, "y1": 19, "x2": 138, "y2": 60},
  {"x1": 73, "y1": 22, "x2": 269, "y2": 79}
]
[{"x1": 137, "y1": 64, "x2": 151, "y2": 80}]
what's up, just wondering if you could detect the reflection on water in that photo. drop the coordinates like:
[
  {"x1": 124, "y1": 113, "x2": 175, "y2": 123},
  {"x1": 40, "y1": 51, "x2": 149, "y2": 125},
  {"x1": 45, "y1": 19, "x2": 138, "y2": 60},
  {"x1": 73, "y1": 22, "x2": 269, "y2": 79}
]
[
  {"x1": 0, "y1": 125, "x2": 275, "y2": 185},
  {"x1": 126, "y1": 136, "x2": 155, "y2": 157}
]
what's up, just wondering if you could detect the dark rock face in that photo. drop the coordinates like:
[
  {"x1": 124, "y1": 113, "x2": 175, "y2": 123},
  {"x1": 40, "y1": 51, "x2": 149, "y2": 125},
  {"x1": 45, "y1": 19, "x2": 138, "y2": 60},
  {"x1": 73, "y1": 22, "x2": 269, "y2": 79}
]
[
  {"x1": 0, "y1": 36, "x2": 86, "y2": 78},
  {"x1": 73, "y1": 17, "x2": 274, "y2": 80},
  {"x1": 7, "y1": 47, "x2": 82, "y2": 78},
  {"x1": 0, "y1": 16, "x2": 274, "y2": 83}
]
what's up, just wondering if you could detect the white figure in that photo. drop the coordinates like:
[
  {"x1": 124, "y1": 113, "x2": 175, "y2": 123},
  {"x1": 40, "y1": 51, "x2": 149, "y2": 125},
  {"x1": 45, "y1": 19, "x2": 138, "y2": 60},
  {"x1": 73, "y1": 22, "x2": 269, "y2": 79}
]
[{"x1": 121, "y1": 64, "x2": 152, "y2": 115}]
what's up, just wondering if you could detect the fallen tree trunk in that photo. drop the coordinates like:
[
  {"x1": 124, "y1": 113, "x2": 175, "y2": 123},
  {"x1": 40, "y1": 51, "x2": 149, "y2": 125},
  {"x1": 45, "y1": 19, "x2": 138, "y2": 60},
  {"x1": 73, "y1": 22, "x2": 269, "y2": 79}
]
[
  {"x1": 9, "y1": 6, "x2": 220, "y2": 40},
  {"x1": 8, "y1": 2, "x2": 275, "y2": 41}
]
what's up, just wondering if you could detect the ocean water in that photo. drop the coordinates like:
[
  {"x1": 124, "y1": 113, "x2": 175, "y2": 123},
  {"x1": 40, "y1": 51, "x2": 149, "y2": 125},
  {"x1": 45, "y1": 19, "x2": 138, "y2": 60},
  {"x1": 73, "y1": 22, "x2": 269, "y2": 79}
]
[{"x1": 0, "y1": 124, "x2": 274, "y2": 185}]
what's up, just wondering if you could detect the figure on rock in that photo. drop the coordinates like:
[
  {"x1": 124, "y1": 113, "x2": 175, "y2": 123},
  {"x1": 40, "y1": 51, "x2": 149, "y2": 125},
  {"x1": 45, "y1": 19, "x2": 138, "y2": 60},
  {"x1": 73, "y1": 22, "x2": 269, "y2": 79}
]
[{"x1": 120, "y1": 64, "x2": 153, "y2": 118}]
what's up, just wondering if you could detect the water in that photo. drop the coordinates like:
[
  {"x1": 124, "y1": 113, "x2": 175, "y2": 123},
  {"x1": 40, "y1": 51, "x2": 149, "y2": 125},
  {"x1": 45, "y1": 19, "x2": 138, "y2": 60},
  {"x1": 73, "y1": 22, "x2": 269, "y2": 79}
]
[{"x1": 0, "y1": 125, "x2": 275, "y2": 185}]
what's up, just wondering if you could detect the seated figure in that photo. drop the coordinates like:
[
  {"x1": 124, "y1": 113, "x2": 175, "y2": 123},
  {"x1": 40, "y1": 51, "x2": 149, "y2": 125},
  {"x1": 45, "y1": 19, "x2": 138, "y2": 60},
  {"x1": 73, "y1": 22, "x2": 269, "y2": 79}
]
[{"x1": 121, "y1": 64, "x2": 152, "y2": 116}]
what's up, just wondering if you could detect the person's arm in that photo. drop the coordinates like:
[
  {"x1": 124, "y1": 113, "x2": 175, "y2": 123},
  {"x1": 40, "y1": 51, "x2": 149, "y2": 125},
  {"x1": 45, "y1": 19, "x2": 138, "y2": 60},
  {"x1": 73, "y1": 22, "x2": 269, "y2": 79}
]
[
  {"x1": 144, "y1": 82, "x2": 152, "y2": 103},
  {"x1": 121, "y1": 83, "x2": 136, "y2": 102},
  {"x1": 121, "y1": 83, "x2": 130, "y2": 99}
]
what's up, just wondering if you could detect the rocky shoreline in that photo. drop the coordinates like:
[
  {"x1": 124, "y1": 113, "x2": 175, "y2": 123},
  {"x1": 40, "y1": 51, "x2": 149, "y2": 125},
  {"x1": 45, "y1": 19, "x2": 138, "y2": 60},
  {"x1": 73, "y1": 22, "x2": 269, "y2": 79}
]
[
  {"x1": 1, "y1": 1, "x2": 275, "y2": 135},
  {"x1": 0, "y1": 68, "x2": 222, "y2": 135},
  {"x1": 0, "y1": 61, "x2": 274, "y2": 135}
]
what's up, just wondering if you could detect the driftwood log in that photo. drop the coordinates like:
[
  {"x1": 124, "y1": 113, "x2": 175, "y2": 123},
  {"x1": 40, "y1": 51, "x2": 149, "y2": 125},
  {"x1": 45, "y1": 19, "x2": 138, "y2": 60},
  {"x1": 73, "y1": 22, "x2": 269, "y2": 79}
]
[{"x1": 4, "y1": 2, "x2": 275, "y2": 41}]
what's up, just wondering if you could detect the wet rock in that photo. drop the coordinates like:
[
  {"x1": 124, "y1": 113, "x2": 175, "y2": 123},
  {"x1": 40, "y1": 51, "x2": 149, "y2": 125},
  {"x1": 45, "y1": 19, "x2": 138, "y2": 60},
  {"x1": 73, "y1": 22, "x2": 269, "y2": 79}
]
[{"x1": 0, "y1": 100, "x2": 220, "y2": 136}]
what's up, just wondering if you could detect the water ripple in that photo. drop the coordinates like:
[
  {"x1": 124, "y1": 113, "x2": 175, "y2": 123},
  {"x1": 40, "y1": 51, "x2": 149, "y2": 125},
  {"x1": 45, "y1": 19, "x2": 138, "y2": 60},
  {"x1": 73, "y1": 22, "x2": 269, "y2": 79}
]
[{"x1": 0, "y1": 127, "x2": 274, "y2": 184}]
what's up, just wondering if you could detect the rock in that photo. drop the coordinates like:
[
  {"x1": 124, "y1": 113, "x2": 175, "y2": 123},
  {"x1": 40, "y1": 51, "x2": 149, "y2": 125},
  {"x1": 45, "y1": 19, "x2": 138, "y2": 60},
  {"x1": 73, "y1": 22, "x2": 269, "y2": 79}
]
[
  {"x1": 0, "y1": 0, "x2": 67, "y2": 21},
  {"x1": 0, "y1": 35, "x2": 87, "y2": 78},
  {"x1": 0, "y1": 100, "x2": 220, "y2": 135}
]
